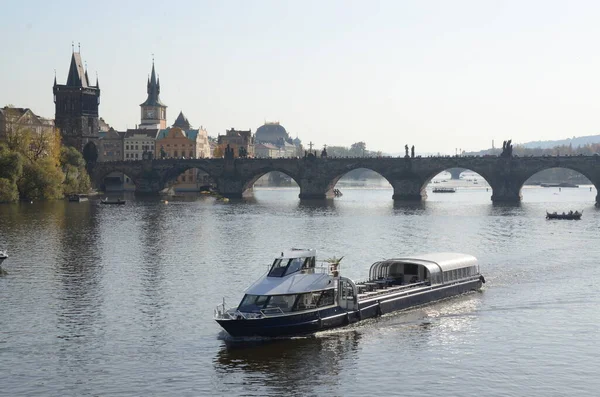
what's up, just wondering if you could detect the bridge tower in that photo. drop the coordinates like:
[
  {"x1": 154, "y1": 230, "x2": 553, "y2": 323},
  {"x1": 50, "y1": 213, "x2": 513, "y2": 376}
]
[{"x1": 53, "y1": 46, "x2": 100, "y2": 162}]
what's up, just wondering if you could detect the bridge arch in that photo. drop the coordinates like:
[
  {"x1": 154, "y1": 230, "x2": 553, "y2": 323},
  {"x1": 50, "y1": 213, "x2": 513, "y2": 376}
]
[
  {"x1": 329, "y1": 167, "x2": 392, "y2": 190},
  {"x1": 91, "y1": 166, "x2": 140, "y2": 192},
  {"x1": 161, "y1": 164, "x2": 216, "y2": 193},
  {"x1": 423, "y1": 167, "x2": 492, "y2": 195},
  {"x1": 520, "y1": 165, "x2": 597, "y2": 199},
  {"x1": 319, "y1": 165, "x2": 393, "y2": 199},
  {"x1": 241, "y1": 168, "x2": 301, "y2": 194}
]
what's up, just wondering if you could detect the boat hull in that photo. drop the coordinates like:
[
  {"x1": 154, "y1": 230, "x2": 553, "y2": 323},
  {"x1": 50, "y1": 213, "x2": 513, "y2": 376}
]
[
  {"x1": 217, "y1": 306, "x2": 349, "y2": 337},
  {"x1": 216, "y1": 278, "x2": 482, "y2": 337}
]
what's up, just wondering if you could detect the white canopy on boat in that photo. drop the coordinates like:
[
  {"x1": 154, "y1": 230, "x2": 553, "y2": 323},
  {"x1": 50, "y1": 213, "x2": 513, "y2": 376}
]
[
  {"x1": 369, "y1": 252, "x2": 478, "y2": 285},
  {"x1": 245, "y1": 273, "x2": 334, "y2": 296},
  {"x1": 279, "y1": 248, "x2": 316, "y2": 259}
]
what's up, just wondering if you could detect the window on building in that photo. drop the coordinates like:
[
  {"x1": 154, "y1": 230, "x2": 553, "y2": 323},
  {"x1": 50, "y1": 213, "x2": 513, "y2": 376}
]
[
  {"x1": 174, "y1": 151, "x2": 178, "y2": 157},
  {"x1": 135, "y1": 153, "x2": 139, "y2": 158},
  {"x1": 189, "y1": 151, "x2": 193, "y2": 158},
  {"x1": 135, "y1": 145, "x2": 139, "y2": 150},
  {"x1": 126, "y1": 153, "x2": 129, "y2": 158}
]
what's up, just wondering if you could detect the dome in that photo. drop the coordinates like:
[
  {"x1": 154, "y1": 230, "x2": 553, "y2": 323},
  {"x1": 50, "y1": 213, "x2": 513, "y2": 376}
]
[{"x1": 255, "y1": 122, "x2": 288, "y2": 144}]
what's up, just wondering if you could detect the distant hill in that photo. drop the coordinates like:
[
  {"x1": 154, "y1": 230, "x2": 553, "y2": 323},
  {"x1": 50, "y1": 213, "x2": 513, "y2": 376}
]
[{"x1": 520, "y1": 135, "x2": 600, "y2": 149}]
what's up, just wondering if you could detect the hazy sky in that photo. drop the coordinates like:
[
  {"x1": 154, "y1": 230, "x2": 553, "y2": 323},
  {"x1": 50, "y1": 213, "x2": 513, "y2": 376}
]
[{"x1": 2, "y1": 0, "x2": 600, "y2": 154}]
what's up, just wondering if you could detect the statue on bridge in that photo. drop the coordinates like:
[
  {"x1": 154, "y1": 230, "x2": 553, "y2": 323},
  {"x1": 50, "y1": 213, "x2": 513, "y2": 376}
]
[
  {"x1": 224, "y1": 144, "x2": 234, "y2": 160},
  {"x1": 405, "y1": 144, "x2": 409, "y2": 158},
  {"x1": 321, "y1": 145, "x2": 328, "y2": 158},
  {"x1": 411, "y1": 145, "x2": 415, "y2": 158},
  {"x1": 160, "y1": 145, "x2": 167, "y2": 159},
  {"x1": 501, "y1": 140, "x2": 513, "y2": 158}
]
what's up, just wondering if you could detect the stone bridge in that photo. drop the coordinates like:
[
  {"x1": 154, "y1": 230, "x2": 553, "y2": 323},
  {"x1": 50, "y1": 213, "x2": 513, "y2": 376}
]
[{"x1": 90, "y1": 156, "x2": 600, "y2": 204}]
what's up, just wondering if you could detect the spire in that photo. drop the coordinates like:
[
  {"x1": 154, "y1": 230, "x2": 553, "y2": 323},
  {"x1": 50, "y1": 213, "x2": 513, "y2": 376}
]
[
  {"x1": 95, "y1": 72, "x2": 99, "y2": 88},
  {"x1": 66, "y1": 51, "x2": 87, "y2": 87},
  {"x1": 53, "y1": 70, "x2": 57, "y2": 87},
  {"x1": 140, "y1": 58, "x2": 166, "y2": 107},
  {"x1": 84, "y1": 62, "x2": 90, "y2": 87}
]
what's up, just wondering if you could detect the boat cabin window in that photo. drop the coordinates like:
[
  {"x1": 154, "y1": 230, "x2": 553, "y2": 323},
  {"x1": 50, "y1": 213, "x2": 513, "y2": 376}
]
[
  {"x1": 269, "y1": 259, "x2": 288, "y2": 277},
  {"x1": 404, "y1": 263, "x2": 419, "y2": 275},
  {"x1": 268, "y1": 257, "x2": 313, "y2": 277},
  {"x1": 238, "y1": 289, "x2": 337, "y2": 313},
  {"x1": 238, "y1": 294, "x2": 299, "y2": 313},
  {"x1": 294, "y1": 291, "x2": 322, "y2": 311},
  {"x1": 317, "y1": 289, "x2": 335, "y2": 307},
  {"x1": 238, "y1": 294, "x2": 270, "y2": 313},
  {"x1": 267, "y1": 295, "x2": 297, "y2": 312}
]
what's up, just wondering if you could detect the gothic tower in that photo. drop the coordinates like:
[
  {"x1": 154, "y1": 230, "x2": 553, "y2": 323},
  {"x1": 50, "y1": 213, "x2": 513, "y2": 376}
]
[
  {"x1": 53, "y1": 48, "x2": 100, "y2": 161},
  {"x1": 139, "y1": 60, "x2": 167, "y2": 129}
]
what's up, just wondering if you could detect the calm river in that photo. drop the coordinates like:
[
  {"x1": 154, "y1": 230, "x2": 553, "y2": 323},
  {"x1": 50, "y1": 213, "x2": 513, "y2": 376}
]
[{"x1": 1, "y1": 185, "x2": 600, "y2": 396}]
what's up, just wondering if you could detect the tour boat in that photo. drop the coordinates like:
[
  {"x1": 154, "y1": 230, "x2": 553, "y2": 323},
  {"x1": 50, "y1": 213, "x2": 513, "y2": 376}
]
[
  {"x1": 214, "y1": 249, "x2": 485, "y2": 337},
  {"x1": 432, "y1": 187, "x2": 456, "y2": 193}
]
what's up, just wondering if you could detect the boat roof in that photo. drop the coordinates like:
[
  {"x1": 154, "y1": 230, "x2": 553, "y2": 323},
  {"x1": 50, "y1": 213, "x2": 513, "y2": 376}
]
[
  {"x1": 245, "y1": 273, "x2": 333, "y2": 296},
  {"x1": 387, "y1": 252, "x2": 478, "y2": 272},
  {"x1": 279, "y1": 248, "x2": 316, "y2": 259}
]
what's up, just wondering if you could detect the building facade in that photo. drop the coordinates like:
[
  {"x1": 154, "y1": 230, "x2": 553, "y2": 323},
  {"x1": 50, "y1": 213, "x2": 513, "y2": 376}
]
[
  {"x1": 124, "y1": 129, "x2": 158, "y2": 160},
  {"x1": 97, "y1": 128, "x2": 123, "y2": 162},
  {"x1": 139, "y1": 61, "x2": 167, "y2": 130},
  {"x1": 254, "y1": 121, "x2": 300, "y2": 158},
  {"x1": 53, "y1": 50, "x2": 101, "y2": 161},
  {"x1": 217, "y1": 128, "x2": 255, "y2": 158},
  {"x1": 0, "y1": 106, "x2": 55, "y2": 140}
]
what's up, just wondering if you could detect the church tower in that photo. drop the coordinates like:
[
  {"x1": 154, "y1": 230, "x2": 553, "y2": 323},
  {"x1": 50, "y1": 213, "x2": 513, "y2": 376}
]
[
  {"x1": 53, "y1": 47, "x2": 100, "y2": 158},
  {"x1": 139, "y1": 60, "x2": 167, "y2": 129}
]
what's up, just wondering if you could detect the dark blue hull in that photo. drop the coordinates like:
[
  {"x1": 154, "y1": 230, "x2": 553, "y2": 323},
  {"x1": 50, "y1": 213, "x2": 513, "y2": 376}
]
[
  {"x1": 217, "y1": 278, "x2": 482, "y2": 337},
  {"x1": 217, "y1": 306, "x2": 349, "y2": 337}
]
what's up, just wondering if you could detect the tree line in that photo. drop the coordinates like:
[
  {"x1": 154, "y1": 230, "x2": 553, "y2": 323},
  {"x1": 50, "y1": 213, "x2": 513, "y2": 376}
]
[{"x1": 0, "y1": 127, "x2": 91, "y2": 203}]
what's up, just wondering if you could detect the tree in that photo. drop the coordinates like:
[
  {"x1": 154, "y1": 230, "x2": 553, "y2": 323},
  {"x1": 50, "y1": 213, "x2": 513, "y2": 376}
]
[
  {"x1": 61, "y1": 146, "x2": 91, "y2": 195},
  {"x1": 213, "y1": 144, "x2": 224, "y2": 158},
  {"x1": 18, "y1": 157, "x2": 64, "y2": 200},
  {"x1": 0, "y1": 178, "x2": 19, "y2": 203},
  {"x1": 350, "y1": 141, "x2": 367, "y2": 157}
]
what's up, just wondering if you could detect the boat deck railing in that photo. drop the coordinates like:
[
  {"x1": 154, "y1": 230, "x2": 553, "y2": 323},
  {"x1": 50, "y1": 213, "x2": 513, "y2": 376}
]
[{"x1": 356, "y1": 281, "x2": 429, "y2": 300}]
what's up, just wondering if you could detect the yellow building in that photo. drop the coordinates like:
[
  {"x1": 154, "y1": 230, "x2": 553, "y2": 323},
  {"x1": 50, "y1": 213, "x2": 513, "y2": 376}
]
[{"x1": 155, "y1": 126, "x2": 211, "y2": 191}]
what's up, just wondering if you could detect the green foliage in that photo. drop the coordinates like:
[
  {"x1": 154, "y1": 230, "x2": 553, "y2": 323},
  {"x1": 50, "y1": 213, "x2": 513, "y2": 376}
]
[
  {"x1": 0, "y1": 178, "x2": 19, "y2": 203},
  {"x1": 0, "y1": 128, "x2": 92, "y2": 202},
  {"x1": 0, "y1": 143, "x2": 23, "y2": 182},
  {"x1": 17, "y1": 158, "x2": 64, "y2": 200},
  {"x1": 60, "y1": 146, "x2": 91, "y2": 195}
]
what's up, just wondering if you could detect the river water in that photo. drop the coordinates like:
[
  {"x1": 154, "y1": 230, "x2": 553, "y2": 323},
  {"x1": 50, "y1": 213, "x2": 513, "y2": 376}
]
[{"x1": 1, "y1": 184, "x2": 599, "y2": 396}]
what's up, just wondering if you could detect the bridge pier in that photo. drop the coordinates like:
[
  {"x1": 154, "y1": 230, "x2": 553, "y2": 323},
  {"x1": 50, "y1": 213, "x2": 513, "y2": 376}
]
[
  {"x1": 489, "y1": 180, "x2": 522, "y2": 203},
  {"x1": 298, "y1": 179, "x2": 332, "y2": 200},
  {"x1": 135, "y1": 175, "x2": 165, "y2": 194},
  {"x1": 391, "y1": 179, "x2": 427, "y2": 201},
  {"x1": 448, "y1": 168, "x2": 465, "y2": 180},
  {"x1": 216, "y1": 178, "x2": 247, "y2": 198}
]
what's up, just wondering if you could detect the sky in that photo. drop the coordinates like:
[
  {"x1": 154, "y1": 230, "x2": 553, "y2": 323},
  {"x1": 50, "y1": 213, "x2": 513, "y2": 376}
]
[{"x1": 2, "y1": 0, "x2": 600, "y2": 155}]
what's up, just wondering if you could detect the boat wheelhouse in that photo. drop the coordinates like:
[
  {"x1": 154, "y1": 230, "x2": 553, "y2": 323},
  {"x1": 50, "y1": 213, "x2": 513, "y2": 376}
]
[
  {"x1": 215, "y1": 250, "x2": 485, "y2": 337},
  {"x1": 0, "y1": 250, "x2": 7, "y2": 265}
]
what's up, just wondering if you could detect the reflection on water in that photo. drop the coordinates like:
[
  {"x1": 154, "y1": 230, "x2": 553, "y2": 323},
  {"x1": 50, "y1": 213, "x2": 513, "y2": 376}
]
[
  {"x1": 215, "y1": 332, "x2": 360, "y2": 396},
  {"x1": 2, "y1": 187, "x2": 600, "y2": 396}
]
